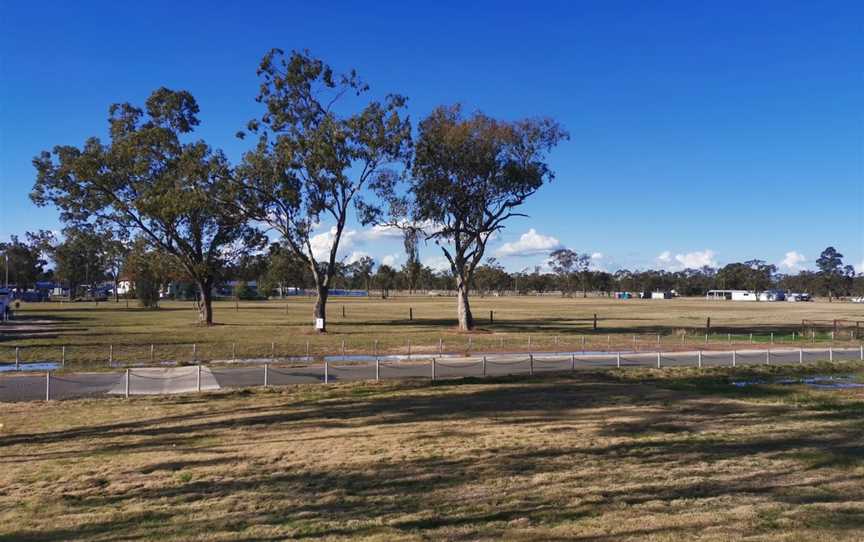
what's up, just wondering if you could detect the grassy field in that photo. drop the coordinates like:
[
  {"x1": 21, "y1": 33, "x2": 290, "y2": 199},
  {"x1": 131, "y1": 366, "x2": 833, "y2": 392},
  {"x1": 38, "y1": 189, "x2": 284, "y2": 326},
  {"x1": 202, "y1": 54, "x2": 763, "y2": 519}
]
[
  {"x1": 2, "y1": 296, "x2": 863, "y2": 366},
  {"x1": 2, "y1": 367, "x2": 863, "y2": 541}
]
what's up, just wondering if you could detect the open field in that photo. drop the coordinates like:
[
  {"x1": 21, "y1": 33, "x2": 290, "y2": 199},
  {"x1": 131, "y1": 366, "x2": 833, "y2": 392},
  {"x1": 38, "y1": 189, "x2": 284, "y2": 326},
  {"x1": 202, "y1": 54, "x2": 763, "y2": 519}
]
[
  {"x1": 1, "y1": 297, "x2": 863, "y2": 367},
  {"x1": 2, "y1": 367, "x2": 864, "y2": 541}
]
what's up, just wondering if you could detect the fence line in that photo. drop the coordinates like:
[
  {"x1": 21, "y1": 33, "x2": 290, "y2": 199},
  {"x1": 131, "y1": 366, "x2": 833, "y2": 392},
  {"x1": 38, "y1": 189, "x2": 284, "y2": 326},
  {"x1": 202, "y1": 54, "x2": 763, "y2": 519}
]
[
  {"x1": 3, "y1": 330, "x2": 863, "y2": 369},
  {"x1": 3, "y1": 345, "x2": 864, "y2": 402}
]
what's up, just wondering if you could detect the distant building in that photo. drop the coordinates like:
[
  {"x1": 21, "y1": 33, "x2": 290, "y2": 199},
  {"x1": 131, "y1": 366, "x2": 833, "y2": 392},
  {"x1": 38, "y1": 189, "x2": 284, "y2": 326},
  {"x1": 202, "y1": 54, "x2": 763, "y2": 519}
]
[{"x1": 706, "y1": 289, "x2": 759, "y2": 301}]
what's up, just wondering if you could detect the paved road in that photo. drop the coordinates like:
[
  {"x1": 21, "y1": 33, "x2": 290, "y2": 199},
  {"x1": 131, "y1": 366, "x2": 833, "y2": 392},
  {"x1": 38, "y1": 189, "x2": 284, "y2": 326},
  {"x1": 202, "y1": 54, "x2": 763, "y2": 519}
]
[{"x1": 1, "y1": 347, "x2": 862, "y2": 402}]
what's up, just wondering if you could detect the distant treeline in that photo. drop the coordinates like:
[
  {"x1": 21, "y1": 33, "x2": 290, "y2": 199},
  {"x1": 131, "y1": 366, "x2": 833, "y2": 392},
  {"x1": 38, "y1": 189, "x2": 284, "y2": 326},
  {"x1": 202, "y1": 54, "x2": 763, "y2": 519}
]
[{"x1": 4, "y1": 234, "x2": 861, "y2": 301}]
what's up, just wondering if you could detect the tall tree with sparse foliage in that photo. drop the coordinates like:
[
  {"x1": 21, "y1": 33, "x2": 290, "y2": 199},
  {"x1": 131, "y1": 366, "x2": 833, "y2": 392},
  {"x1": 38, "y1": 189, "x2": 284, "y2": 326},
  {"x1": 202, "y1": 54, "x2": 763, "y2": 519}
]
[
  {"x1": 237, "y1": 49, "x2": 412, "y2": 332},
  {"x1": 31, "y1": 88, "x2": 258, "y2": 324},
  {"x1": 372, "y1": 105, "x2": 567, "y2": 330}
]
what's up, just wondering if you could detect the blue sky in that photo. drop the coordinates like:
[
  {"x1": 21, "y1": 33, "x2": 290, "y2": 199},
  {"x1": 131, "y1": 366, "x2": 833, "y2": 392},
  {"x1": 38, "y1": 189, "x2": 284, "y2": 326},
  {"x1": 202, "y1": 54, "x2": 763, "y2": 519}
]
[{"x1": 2, "y1": 1, "x2": 862, "y2": 273}]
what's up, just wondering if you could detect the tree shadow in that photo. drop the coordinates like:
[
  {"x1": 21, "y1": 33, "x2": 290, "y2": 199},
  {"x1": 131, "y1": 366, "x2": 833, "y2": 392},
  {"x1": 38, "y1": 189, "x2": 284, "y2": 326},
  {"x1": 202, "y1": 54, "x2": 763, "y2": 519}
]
[{"x1": 4, "y1": 372, "x2": 864, "y2": 540}]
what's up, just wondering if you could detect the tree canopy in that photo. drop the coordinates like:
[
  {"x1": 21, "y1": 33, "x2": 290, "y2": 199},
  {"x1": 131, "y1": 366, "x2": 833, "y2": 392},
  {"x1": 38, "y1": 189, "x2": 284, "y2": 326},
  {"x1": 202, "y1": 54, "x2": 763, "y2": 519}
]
[
  {"x1": 31, "y1": 88, "x2": 258, "y2": 324},
  {"x1": 373, "y1": 104, "x2": 568, "y2": 329},
  {"x1": 237, "y1": 49, "x2": 412, "y2": 331}
]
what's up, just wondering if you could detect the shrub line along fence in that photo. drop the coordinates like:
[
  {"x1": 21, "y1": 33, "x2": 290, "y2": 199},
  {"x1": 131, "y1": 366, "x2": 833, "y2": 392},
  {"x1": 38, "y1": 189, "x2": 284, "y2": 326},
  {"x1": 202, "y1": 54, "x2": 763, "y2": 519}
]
[{"x1": 4, "y1": 345, "x2": 864, "y2": 402}]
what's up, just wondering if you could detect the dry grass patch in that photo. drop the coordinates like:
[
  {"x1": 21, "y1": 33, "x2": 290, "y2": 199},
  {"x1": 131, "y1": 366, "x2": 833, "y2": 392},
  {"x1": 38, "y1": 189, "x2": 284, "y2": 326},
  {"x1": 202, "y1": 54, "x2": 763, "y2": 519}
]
[
  {"x1": 3, "y1": 297, "x2": 863, "y2": 367},
  {"x1": 1, "y1": 371, "x2": 863, "y2": 540}
]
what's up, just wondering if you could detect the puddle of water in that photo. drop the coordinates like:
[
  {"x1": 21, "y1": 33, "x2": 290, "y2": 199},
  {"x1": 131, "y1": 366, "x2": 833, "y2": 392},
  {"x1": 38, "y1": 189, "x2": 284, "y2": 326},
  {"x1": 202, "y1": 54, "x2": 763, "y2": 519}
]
[
  {"x1": 0, "y1": 362, "x2": 61, "y2": 372},
  {"x1": 732, "y1": 374, "x2": 864, "y2": 389}
]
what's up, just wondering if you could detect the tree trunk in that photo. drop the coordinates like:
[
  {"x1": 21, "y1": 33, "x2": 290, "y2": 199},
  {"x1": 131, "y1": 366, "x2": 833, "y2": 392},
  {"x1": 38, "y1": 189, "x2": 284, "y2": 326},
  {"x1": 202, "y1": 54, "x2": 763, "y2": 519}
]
[
  {"x1": 313, "y1": 286, "x2": 328, "y2": 333},
  {"x1": 456, "y1": 275, "x2": 474, "y2": 331},
  {"x1": 197, "y1": 279, "x2": 214, "y2": 325},
  {"x1": 113, "y1": 277, "x2": 120, "y2": 303}
]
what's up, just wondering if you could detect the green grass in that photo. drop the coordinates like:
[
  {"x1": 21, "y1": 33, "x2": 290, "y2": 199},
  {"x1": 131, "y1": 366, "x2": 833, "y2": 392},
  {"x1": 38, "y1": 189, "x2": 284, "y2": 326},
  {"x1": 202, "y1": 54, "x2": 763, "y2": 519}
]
[
  {"x1": 2, "y1": 371, "x2": 864, "y2": 540},
  {"x1": 1, "y1": 296, "x2": 862, "y2": 367}
]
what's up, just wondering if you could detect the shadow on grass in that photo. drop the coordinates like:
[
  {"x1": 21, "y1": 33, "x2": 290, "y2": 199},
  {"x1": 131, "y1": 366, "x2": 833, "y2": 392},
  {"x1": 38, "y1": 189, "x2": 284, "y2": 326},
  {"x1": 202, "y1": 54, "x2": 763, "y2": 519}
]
[{"x1": 3, "y1": 371, "x2": 864, "y2": 540}]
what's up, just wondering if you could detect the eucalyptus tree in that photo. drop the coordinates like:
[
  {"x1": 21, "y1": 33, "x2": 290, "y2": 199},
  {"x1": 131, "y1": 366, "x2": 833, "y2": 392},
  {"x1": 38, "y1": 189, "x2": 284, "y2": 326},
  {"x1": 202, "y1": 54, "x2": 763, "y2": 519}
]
[
  {"x1": 31, "y1": 88, "x2": 257, "y2": 324},
  {"x1": 372, "y1": 105, "x2": 567, "y2": 330},
  {"x1": 237, "y1": 49, "x2": 411, "y2": 332},
  {"x1": 549, "y1": 248, "x2": 589, "y2": 296},
  {"x1": 0, "y1": 235, "x2": 47, "y2": 289}
]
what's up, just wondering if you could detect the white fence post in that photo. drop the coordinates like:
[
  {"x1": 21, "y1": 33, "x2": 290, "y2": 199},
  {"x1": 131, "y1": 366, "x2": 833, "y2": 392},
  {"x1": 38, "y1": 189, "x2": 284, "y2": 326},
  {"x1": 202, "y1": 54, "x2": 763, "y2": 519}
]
[
  {"x1": 192, "y1": 343, "x2": 196, "y2": 363},
  {"x1": 61, "y1": 346, "x2": 66, "y2": 367},
  {"x1": 860, "y1": 345, "x2": 863, "y2": 361},
  {"x1": 150, "y1": 343, "x2": 155, "y2": 363},
  {"x1": 799, "y1": 348, "x2": 803, "y2": 364},
  {"x1": 15, "y1": 347, "x2": 20, "y2": 370},
  {"x1": 616, "y1": 351, "x2": 621, "y2": 368},
  {"x1": 324, "y1": 359, "x2": 329, "y2": 383},
  {"x1": 45, "y1": 371, "x2": 50, "y2": 401},
  {"x1": 657, "y1": 352, "x2": 661, "y2": 369},
  {"x1": 231, "y1": 342, "x2": 236, "y2": 362},
  {"x1": 829, "y1": 347, "x2": 833, "y2": 362},
  {"x1": 438, "y1": 338, "x2": 442, "y2": 355},
  {"x1": 264, "y1": 364, "x2": 269, "y2": 387},
  {"x1": 732, "y1": 350, "x2": 737, "y2": 367},
  {"x1": 109, "y1": 344, "x2": 113, "y2": 367},
  {"x1": 196, "y1": 364, "x2": 201, "y2": 392},
  {"x1": 766, "y1": 350, "x2": 770, "y2": 365},
  {"x1": 125, "y1": 368, "x2": 130, "y2": 399},
  {"x1": 375, "y1": 357, "x2": 380, "y2": 381},
  {"x1": 770, "y1": 332, "x2": 774, "y2": 344}
]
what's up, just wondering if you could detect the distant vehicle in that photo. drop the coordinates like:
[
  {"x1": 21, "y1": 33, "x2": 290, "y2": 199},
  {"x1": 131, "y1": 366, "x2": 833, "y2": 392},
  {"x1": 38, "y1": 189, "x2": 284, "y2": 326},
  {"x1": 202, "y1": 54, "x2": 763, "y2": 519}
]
[
  {"x1": 787, "y1": 293, "x2": 812, "y2": 302},
  {"x1": 852, "y1": 296, "x2": 864, "y2": 304},
  {"x1": 758, "y1": 289, "x2": 786, "y2": 302}
]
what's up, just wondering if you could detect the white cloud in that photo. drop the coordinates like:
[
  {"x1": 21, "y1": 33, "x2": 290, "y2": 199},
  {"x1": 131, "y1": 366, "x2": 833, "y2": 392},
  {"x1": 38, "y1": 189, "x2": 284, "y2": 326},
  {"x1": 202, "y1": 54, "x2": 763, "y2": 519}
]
[
  {"x1": 495, "y1": 229, "x2": 562, "y2": 257},
  {"x1": 779, "y1": 250, "x2": 807, "y2": 271},
  {"x1": 344, "y1": 251, "x2": 370, "y2": 265},
  {"x1": 423, "y1": 255, "x2": 451, "y2": 272},
  {"x1": 361, "y1": 224, "x2": 404, "y2": 241},
  {"x1": 308, "y1": 227, "x2": 358, "y2": 260},
  {"x1": 656, "y1": 249, "x2": 717, "y2": 270},
  {"x1": 381, "y1": 253, "x2": 400, "y2": 267},
  {"x1": 589, "y1": 252, "x2": 607, "y2": 271},
  {"x1": 855, "y1": 259, "x2": 864, "y2": 274}
]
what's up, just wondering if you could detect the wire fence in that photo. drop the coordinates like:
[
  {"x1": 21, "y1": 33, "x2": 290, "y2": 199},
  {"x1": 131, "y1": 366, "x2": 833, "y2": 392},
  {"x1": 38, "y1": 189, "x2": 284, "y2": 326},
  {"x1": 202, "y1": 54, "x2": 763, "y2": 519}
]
[
  {"x1": 1, "y1": 328, "x2": 862, "y2": 369},
  {"x1": 2, "y1": 346, "x2": 863, "y2": 402}
]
